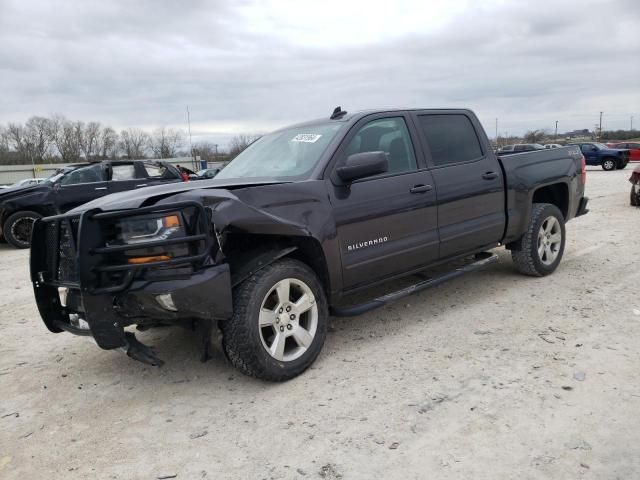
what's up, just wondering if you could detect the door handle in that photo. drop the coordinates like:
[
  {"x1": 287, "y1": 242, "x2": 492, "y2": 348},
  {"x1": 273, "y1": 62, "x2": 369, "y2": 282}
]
[
  {"x1": 94, "y1": 187, "x2": 107, "y2": 190},
  {"x1": 410, "y1": 184, "x2": 433, "y2": 194},
  {"x1": 136, "y1": 184, "x2": 147, "y2": 188},
  {"x1": 482, "y1": 172, "x2": 499, "y2": 180}
]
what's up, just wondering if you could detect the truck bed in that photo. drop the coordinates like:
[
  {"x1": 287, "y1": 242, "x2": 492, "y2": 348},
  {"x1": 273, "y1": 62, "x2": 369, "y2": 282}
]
[{"x1": 498, "y1": 146, "x2": 585, "y2": 244}]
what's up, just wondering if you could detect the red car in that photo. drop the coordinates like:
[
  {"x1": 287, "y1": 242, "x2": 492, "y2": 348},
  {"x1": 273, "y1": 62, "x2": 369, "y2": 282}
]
[{"x1": 608, "y1": 142, "x2": 640, "y2": 162}]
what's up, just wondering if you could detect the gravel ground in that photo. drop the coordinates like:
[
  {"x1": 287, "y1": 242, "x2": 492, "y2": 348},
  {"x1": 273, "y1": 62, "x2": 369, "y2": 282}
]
[{"x1": 1, "y1": 167, "x2": 639, "y2": 479}]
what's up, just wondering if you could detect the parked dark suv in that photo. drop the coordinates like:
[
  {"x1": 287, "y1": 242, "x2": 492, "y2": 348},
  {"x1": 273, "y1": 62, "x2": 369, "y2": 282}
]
[{"x1": 0, "y1": 160, "x2": 183, "y2": 248}]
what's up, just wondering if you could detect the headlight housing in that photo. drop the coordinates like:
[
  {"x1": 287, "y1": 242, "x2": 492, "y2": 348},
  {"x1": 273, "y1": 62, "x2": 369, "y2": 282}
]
[
  {"x1": 117, "y1": 214, "x2": 184, "y2": 245},
  {"x1": 111, "y1": 213, "x2": 189, "y2": 265}
]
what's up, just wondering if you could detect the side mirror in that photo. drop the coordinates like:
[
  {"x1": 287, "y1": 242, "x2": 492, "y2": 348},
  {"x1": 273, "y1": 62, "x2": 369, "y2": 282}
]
[{"x1": 336, "y1": 151, "x2": 388, "y2": 183}]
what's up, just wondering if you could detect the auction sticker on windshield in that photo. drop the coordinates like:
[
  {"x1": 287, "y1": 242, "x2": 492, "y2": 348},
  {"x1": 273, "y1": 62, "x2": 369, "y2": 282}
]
[{"x1": 291, "y1": 134, "x2": 322, "y2": 143}]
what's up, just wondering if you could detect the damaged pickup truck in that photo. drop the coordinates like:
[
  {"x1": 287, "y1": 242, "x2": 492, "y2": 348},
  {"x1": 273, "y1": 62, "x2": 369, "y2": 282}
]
[{"x1": 31, "y1": 108, "x2": 589, "y2": 381}]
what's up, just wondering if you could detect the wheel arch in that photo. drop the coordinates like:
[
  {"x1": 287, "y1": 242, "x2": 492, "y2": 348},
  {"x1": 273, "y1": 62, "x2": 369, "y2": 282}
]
[
  {"x1": 224, "y1": 234, "x2": 332, "y2": 298},
  {"x1": 531, "y1": 182, "x2": 569, "y2": 220},
  {"x1": 506, "y1": 182, "x2": 569, "y2": 250},
  {"x1": 1, "y1": 205, "x2": 51, "y2": 228}
]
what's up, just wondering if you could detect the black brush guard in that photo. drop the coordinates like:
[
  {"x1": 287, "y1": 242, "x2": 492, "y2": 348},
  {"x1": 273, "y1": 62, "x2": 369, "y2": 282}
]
[{"x1": 30, "y1": 201, "x2": 232, "y2": 364}]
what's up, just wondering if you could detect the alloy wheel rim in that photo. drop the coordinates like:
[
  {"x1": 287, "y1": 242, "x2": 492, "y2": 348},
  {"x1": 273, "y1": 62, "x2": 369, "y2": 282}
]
[
  {"x1": 604, "y1": 160, "x2": 614, "y2": 170},
  {"x1": 258, "y1": 278, "x2": 318, "y2": 362},
  {"x1": 537, "y1": 216, "x2": 562, "y2": 266},
  {"x1": 11, "y1": 217, "x2": 36, "y2": 244}
]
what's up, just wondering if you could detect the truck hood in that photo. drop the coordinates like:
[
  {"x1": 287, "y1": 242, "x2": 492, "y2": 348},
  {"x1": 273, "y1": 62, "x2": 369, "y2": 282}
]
[
  {"x1": 0, "y1": 183, "x2": 50, "y2": 202},
  {"x1": 71, "y1": 177, "x2": 288, "y2": 212},
  {"x1": 0, "y1": 183, "x2": 49, "y2": 200}
]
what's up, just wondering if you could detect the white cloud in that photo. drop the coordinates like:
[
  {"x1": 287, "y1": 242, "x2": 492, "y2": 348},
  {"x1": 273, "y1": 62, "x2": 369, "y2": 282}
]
[{"x1": 0, "y1": 0, "x2": 638, "y2": 146}]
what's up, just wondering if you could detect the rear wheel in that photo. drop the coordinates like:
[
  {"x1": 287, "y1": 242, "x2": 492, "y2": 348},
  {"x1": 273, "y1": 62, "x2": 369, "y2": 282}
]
[
  {"x1": 221, "y1": 258, "x2": 328, "y2": 381},
  {"x1": 602, "y1": 158, "x2": 616, "y2": 171},
  {"x1": 3, "y1": 210, "x2": 42, "y2": 249},
  {"x1": 631, "y1": 186, "x2": 640, "y2": 206},
  {"x1": 511, "y1": 203, "x2": 565, "y2": 277},
  {"x1": 616, "y1": 161, "x2": 627, "y2": 170}
]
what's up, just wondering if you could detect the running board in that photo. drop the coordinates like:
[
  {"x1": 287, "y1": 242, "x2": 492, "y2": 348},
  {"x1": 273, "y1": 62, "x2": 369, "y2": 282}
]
[{"x1": 330, "y1": 252, "x2": 498, "y2": 317}]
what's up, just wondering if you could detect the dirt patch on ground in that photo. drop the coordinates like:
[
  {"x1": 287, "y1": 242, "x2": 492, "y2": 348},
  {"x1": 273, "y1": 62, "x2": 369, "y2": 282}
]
[{"x1": 1, "y1": 167, "x2": 639, "y2": 479}]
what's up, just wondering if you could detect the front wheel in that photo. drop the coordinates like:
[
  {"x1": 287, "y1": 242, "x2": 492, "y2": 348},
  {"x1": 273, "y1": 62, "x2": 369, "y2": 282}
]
[
  {"x1": 511, "y1": 203, "x2": 566, "y2": 277},
  {"x1": 221, "y1": 258, "x2": 328, "y2": 381},
  {"x1": 602, "y1": 158, "x2": 616, "y2": 171},
  {"x1": 3, "y1": 210, "x2": 42, "y2": 249}
]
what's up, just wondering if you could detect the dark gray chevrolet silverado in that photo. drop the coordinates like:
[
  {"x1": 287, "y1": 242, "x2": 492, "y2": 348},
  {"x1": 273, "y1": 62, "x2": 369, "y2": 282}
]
[{"x1": 30, "y1": 108, "x2": 589, "y2": 380}]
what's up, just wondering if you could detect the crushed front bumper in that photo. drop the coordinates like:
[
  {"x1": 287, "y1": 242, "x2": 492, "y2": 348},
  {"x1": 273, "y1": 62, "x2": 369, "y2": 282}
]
[{"x1": 30, "y1": 201, "x2": 232, "y2": 365}]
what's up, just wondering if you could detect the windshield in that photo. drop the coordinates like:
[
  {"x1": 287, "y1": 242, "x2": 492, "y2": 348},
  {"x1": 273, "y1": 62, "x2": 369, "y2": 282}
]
[
  {"x1": 45, "y1": 171, "x2": 65, "y2": 183},
  {"x1": 216, "y1": 122, "x2": 343, "y2": 180}
]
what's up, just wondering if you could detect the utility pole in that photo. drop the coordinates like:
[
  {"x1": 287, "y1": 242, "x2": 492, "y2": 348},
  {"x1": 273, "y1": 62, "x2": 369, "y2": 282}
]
[
  {"x1": 186, "y1": 105, "x2": 195, "y2": 170},
  {"x1": 495, "y1": 118, "x2": 498, "y2": 146},
  {"x1": 598, "y1": 111, "x2": 603, "y2": 141},
  {"x1": 213, "y1": 144, "x2": 219, "y2": 164},
  {"x1": 631, "y1": 115, "x2": 634, "y2": 131},
  {"x1": 554, "y1": 120, "x2": 558, "y2": 141}
]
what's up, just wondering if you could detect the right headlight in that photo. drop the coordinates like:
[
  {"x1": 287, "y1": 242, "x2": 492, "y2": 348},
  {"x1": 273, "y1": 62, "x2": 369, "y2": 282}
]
[{"x1": 117, "y1": 214, "x2": 184, "y2": 245}]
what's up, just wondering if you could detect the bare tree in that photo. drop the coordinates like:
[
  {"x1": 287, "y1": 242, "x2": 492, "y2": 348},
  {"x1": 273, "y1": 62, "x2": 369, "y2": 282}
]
[
  {"x1": 49, "y1": 115, "x2": 82, "y2": 162},
  {"x1": 149, "y1": 127, "x2": 184, "y2": 158},
  {"x1": 523, "y1": 129, "x2": 546, "y2": 144},
  {"x1": 79, "y1": 121, "x2": 101, "y2": 161},
  {"x1": 120, "y1": 128, "x2": 149, "y2": 159},
  {"x1": 228, "y1": 133, "x2": 260, "y2": 159},
  {"x1": 99, "y1": 126, "x2": 119, "y2": 159},
  {"x1": 26, "y1": 116, "x2": 54, "y2": 163},
  {"x1": 0, "y1": 126, "x2": 8, "y2": 154},
  {"x1": 193, "y1": 141, "x2": 220, "y2": 163}
]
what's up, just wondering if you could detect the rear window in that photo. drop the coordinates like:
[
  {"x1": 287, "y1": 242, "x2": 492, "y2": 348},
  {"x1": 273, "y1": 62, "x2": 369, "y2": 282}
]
[
  {"x1": 418, "y1": 114, "x2": 483, "y2": 166},
  {"x1": 111, "y1": 164, "x2": 136, "y2": 181},
  {"x1": 144, "y1": 161, "x2": 176, "y2": 179}
]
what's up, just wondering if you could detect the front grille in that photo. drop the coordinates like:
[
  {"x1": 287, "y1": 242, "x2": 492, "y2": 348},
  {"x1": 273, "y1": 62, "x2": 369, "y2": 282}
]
[
  {"x1": 58, "y1": 220, "x2": 78, "y2": 283},
  {"x1": 44, "y1": 221, "x2": 57, "y2": 276},
  {"x1": 41, "y1": 217, "x2": 80, "y2": 285},
  {"x1": 34, "y1": 202, "x2": 212, "y2": 293}
]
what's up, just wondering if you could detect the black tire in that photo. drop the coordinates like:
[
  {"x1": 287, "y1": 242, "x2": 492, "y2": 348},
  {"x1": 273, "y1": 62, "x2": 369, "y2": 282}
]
[
  {"x1": 221, "y1": 258, "x2": 328, "y2": 381},
  {"x1": 632, "y1": 186, "x2": 640, "y2": 207},
  {"x1": 616, "y1": 161, "x2": 627, "y2": 170},
  {"x1": 601, "y1": 158, "x2": 616, "y2": 171},
  {"x1": 511, "y1": 203, "x2": 566, "y2": 277},
  {"x1": 3, "y1": 210, "x2": 42, "y2": 249}
]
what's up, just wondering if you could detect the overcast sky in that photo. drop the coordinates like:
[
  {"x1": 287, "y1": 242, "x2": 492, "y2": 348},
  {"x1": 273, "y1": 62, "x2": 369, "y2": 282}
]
[{"x1": 1, "y1": 0, "x2": 638, "y2": 146}]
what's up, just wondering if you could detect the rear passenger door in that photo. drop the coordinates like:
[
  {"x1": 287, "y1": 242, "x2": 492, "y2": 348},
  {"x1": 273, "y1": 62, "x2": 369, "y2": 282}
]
[
  {"x1": 107, "y1": 162, "x2": 143, "y2": 194},
  {"x1": 328, "y1": 113, "x2": 439, "y2": 289},
  {"x1": 411, "y1": 111, "x2": 505, "y2": 259}
]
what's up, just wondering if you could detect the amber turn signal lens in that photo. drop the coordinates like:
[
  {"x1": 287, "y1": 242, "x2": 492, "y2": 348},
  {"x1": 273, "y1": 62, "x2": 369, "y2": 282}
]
[
  {"x1": 127, "y1": 255, "x2": 171, "y2": 264},
  {"x1": 163, "y1": 215, "x2": 181, "y2": 228}
]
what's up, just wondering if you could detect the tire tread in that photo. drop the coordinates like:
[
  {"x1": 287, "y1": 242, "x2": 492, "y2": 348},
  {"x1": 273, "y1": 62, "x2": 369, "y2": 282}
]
[
  {"x1": 511, "y1": 203, "x2": 564, "y2": 277},
  {"x1": 221, "y1": 258, "x2": 327, "y2": 381}
]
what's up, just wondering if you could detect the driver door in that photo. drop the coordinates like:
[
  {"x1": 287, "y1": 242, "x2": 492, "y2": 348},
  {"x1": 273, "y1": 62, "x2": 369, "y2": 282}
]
[
  {"x1": 580, "y1": 144, "x2": 598, "y2": 165},
  {"x1": 55, "y1": 163, "x2": 109, "y2": 213},
  {"x1": 328, "y1": 114, "x2": 439, "y2": 290}
]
